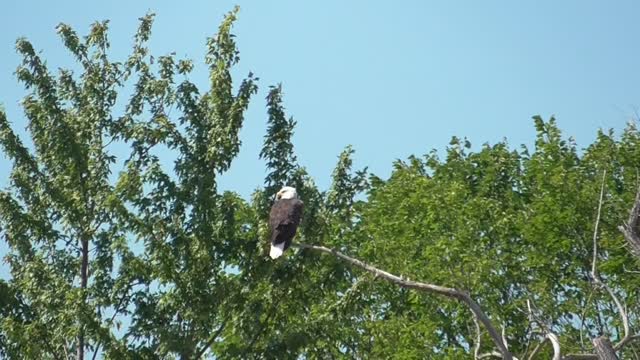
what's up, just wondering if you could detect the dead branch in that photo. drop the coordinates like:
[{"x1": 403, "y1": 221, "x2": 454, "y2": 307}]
[
  {"x1": 602, "y1": 283, "x2": 631, "y2": 351},
  {"x1": 590, "y1": 171, "x2": 632, "y2": 353},
  {"x1": 591, "y1": 170, "x2": 607, "y2": 278},
  {"x1": 502, "y1": 326, "x2": 510, "y2": 353},
  {"x1": 619, "y1": 182, "x2": 640, "y2": 259},
  {"x1": 525, "y1": 299, "x2": 562, "y2": 360},
  {"x1": 293, "y1": 243, "x2": 514, "y2": 360},
  {"x1": 547, "y1": 333, "x2": 561, "y2": 360},
  {"x1": 563, "y1": 354, "x2": 598, "y2": 360},
  {"x1": 474, "y1": 314, "x2": 482, "y2": 359},
  {"x1": 478, "y1": 351, "x2": 503, "y2": 359},
  {"x1": 561, "y1": 171, "x2": 640, "y2": 359},
  {"x1": 473, "y1": 314, "x2": 507, "y2": 359}
]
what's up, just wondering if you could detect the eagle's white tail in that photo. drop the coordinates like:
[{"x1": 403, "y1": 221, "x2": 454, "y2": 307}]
[{"x1": 269, "y1": 243, "x2": 285, "y2": 259}]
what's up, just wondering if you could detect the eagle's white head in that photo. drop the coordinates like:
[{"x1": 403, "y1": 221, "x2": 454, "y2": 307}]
[{"x1": 276, "y1": 186, "x2": 298, "y2": 200}]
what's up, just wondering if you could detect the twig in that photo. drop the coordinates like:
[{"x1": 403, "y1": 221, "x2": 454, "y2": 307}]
[
  {"x1": 616, "y1": 334, "x2": 640, "y2": 351},
  {"x1": 40, "y1": 329, "x2": 63, "y2": 360},
  {"x1": 563, "y1": 355, "x2": 598, "y2": 360},
  {"x1": 579, "y1": 289, "x2": 595, "y2": 351},
  {"x1": 521, "y1": 321, "x2": 533, "y2": 358},
  {"x1": 622, "y1": 265, "x2": 640, "y2": 274},
  {"x1": 91, "y1": 281, "x2": 142, "y2": 360},
  {"x1": 477, "y1": 351, "x2": 503, "y2": 359},
  {"x1": 526, "y1": 337, "x2": 548, "y2": 360},
  {"x1": 292, "y1": 243, "x2": 513, "y2": 360}
]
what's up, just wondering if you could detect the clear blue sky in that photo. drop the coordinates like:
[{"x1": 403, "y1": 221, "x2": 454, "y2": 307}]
[{"x1": 1, "y1": 0, "x2": 639, "y2": 197}]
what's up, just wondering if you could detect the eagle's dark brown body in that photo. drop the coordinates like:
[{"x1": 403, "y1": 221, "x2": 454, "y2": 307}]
[{"x1": 269, "y1": 198, "x2": 304, "y2": 253}]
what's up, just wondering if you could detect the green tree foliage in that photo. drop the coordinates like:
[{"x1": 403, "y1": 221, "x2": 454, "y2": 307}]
[
  {"x1": 0, "y1": 8, "x2": 260, "y2": 359},
  {"x1": 351, "y1": 118, "x2": 640, "y2": 358},
  {"x1": 1, "y1": 8, "x2": 640, "y2": 360}
]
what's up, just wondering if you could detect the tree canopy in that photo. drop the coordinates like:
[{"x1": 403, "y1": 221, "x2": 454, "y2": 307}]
[{"x1": 1, "y1": 8, "x2": 639, "y2": 360}]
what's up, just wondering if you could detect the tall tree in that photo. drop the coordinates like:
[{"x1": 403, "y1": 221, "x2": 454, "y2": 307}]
[{"x1": 0, "y1": 7, "x2": 259, "y2": 359}]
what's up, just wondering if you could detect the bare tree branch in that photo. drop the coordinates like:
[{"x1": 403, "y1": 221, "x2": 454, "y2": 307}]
[
  {"x1": 592, "y1": 170, "x2": 607, "y2": 278},
  {"x1": 547, "y1": 332, "x2": 561, "y2": 360},
  {"x1": 293, "y1": 243, "x2": 513, "y2": 360},
  {"x1": 614, "y1": 334, "x2": 640, "y2": 351},
  {"x1": 619, "y1": 182, "x2": 640, "y2": 259},
  {"x1": 589, "y1": 171, "x2": 632, "y2": 353},
  {"x1": 559, "y1": 170, "x2": 640, "y2": 360},
  {"x1": 563, "y1": 354, "x2": 598, "y2": 360},
  {"x1": 474, "y1": 314, "x2": 482, "y2": 360},
  {"x1": 622, "y1": 264, "x2": 640, "y2": 274},
  {"x1": 502, "y1": 326, "x2": 510, "y2": 353},
  {"x1": 90, "y1": 280, "x2": 145, "y2": 360},
  {"x1": 525, "y1": 299, "x2": 563, "y2": 360},
  {"x1": 603, "y1": 284, "x2": 631, "y2": 351},
  {"x1": 478, "y1": 351, "x2": 503, "y2": 359}
]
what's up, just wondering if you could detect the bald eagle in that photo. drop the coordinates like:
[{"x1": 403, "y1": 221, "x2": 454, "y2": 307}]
[{"x1": 269, "y1": 186, "x2": 304, "y2": 259}]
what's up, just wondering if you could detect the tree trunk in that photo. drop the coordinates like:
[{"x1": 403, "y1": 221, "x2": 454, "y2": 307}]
[
  {"x1": 77, "y1": 237, "x2": 89, "y2": 360},
  {"x1": 592, "y1": 336, "x2": 617, "y2": 360}
]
